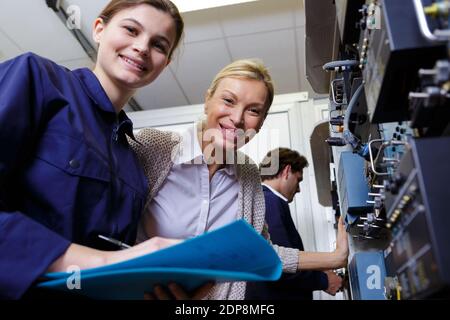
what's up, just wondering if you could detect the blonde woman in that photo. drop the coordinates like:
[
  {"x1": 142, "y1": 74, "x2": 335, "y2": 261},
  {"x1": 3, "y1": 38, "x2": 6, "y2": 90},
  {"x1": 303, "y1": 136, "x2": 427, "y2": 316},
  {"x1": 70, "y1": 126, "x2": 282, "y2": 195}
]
[{"x1": 131, "y1": 59, "x2": 349, "y2": 299}]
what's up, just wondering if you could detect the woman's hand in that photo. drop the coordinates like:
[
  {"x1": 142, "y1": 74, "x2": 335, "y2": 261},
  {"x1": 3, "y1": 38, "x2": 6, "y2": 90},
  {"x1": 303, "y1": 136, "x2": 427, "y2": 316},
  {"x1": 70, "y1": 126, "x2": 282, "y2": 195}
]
[
  {"x1": 48, "y1": 236, "x2": 213, "y2": 300},
  {"x1": 105, "y1": 236, "x2": 182, "y2": 266},
  {"x1": 144, "y1": 282, "x2": 215, "y2": 300},
  {"x1": 109, "y1": 238, "x2": 215, "y2": 300},
  {"x1": 48, "y1": 236, "x2": 182, "y2": 272}
]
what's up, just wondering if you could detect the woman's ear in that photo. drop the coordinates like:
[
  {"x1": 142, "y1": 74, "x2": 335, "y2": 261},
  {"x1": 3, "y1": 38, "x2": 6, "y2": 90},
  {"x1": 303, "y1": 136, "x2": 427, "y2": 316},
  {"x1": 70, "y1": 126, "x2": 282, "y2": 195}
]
[{"x1": 92, "y1": 18, "x2": 105, "y2": 44}]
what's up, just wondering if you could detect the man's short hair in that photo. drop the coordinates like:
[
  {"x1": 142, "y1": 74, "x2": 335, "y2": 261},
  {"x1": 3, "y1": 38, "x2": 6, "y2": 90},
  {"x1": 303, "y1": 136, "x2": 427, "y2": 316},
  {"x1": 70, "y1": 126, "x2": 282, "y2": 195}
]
[{"x1": 259, "y1": 147, "x2": 309, "y2": 181}]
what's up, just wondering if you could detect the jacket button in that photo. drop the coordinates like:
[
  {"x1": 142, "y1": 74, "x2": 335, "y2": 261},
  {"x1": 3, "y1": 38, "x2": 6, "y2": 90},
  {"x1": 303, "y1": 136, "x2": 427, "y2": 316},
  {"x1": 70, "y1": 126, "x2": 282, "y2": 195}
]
[{"x1": 69, "y1": 159, "x2": 80, "y2": 169}]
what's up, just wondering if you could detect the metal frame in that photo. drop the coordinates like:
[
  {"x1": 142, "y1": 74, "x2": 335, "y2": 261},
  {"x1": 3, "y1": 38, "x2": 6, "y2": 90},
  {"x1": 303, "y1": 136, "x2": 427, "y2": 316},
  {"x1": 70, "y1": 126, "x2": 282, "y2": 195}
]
[
  {"x1": 413, "y1": 0, "x2": 450, "y2": 42},
  {"x1": 368, "y1": 139, "x2": 409, "y2": 176}
]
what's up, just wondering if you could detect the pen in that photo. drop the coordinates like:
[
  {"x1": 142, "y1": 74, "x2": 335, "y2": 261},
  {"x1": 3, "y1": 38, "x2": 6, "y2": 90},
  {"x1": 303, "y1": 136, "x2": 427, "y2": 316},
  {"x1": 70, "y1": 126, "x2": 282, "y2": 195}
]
[{"x1": 98, "y1": 235, "x2": 131, "y2": 249}]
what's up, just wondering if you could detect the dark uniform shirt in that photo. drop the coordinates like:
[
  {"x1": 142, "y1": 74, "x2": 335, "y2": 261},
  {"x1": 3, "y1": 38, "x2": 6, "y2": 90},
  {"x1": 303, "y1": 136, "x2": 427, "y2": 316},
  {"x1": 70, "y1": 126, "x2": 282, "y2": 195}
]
[
  {"x1": 0, "y1": 53, "x2": 148, "y2": 299},
  {"x1": 245, "y1": 185, "x2": 328, "y2": 300}
]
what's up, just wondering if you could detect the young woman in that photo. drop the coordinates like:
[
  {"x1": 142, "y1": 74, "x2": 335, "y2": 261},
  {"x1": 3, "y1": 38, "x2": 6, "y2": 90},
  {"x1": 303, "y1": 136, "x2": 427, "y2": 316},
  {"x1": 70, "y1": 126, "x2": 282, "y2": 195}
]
[
  {"x1": 131, "y1": 59, "x2": 349, "y2": 299},
  {"x1": 0, "y1": 0, "x2": 188, "y2": 299}
]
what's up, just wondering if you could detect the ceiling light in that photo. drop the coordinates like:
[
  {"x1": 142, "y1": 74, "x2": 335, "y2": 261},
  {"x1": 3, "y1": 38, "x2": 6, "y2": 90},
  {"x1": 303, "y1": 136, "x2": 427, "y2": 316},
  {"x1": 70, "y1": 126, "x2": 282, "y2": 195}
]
[{"x1": 171, "y1": 0, "x2": 259, "y2": 13}]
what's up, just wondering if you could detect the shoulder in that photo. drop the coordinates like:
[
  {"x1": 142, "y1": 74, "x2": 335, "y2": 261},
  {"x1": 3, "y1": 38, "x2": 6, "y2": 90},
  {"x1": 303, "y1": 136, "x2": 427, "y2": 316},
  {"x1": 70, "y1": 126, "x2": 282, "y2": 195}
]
[
  {"x1": 235, "y1": 151, "x2": 260, "y2": 176},
  {"x1": 6, "y1": 52, "x2": 65, "y2": 72},
  {"x1": 263, "y1": 187, "x2": 284, "y2": 206},
  {"x1": 235, "y1": 152, "x2": 264, "y2": 200},
  {"x1": 235, "y1": 152, "x2": 263, "y2": 195},
  {"x1": 2, "y1": 52, "x2": 44, "y2": 66},
  {"x1": 135, "y1": 128, "x2": 181, "y2": 148},
  {"x1": 130, "y1": 128, "x2": 181, "y2": 159},
  {"x1": 130, "y1": 129, "x2": 182, "y2": 200},
  {"x1": 15, "y1": 52, "x2": 52, "y2": 64},
  {"x1": 262, "y1": 186, "x2": 278, "y2": 199},
  {"x1": 1, "y1": 52, "x2": 70, "y2": 86}
]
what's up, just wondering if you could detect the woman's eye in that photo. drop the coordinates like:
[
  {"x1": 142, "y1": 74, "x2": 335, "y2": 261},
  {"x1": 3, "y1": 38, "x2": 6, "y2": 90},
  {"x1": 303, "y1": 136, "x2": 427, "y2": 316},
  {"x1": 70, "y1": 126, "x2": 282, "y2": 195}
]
[
  {"x1": 249, "y1": 108, "x2": 261, "y2": 115},
  {"x1": 223, "y1": 98, "x2": 234, "y2": 105},
  {"x1": 124, "y1": 26, "x2": 137, "y2": 35},
  {"x1": 153, "y1": 42, "x2": 168, "y2": 54}
]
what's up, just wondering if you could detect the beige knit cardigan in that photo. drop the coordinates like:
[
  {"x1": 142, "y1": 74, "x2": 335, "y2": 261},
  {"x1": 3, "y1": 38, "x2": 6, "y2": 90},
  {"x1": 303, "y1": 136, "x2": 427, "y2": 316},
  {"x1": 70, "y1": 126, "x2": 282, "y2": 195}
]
[{"x1": 130, "y1": 128, "x2": 300, "y2": 300}]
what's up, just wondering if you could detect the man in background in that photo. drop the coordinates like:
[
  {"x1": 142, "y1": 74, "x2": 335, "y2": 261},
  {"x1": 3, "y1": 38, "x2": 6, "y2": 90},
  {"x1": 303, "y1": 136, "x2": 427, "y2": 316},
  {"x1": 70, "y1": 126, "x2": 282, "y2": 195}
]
[{"x1": 246, "y1": 148, "x2": 342, "y2": 300}]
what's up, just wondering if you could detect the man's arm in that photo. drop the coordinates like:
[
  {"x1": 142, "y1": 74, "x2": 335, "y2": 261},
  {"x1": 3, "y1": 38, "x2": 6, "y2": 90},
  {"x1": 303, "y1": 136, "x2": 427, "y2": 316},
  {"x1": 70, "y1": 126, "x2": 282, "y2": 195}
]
[
  {"x1": 297, "y1": 216, "x2": 348, "y2": 271},
  {"x1": 262, "y1": 216, "x2": 348, "y2": 272},
  {"x1": 276, "y1": 270, "x2": 329, "y2": 291}
]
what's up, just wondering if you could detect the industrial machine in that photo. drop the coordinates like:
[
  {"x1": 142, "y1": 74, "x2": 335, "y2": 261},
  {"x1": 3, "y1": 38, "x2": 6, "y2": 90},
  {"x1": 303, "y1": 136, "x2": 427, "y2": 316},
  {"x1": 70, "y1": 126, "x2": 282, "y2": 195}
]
[{"x1": 307, "y1": 0, "x2": 450, "y2": 300}]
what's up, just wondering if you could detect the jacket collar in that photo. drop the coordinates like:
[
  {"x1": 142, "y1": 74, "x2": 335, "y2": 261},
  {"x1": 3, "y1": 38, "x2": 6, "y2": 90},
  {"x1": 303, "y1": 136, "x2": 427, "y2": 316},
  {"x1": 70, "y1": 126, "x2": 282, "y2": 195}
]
[
  {"x1": 175, "y1": 123, "x2": 236, "y2": 177},
  {"x1": 73, "y1": 68, "x2": 136, "y2": 141},
  {"x1": 262, "y1": 183, "x2": 289, "y2": 202}
]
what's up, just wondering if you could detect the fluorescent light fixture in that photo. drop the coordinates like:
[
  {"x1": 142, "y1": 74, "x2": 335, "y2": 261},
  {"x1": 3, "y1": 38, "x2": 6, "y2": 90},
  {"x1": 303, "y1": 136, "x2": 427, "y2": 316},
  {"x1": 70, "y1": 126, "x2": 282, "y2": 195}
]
[{"x1": 172, "y1": 0, "x2": 259, "y2": 13}]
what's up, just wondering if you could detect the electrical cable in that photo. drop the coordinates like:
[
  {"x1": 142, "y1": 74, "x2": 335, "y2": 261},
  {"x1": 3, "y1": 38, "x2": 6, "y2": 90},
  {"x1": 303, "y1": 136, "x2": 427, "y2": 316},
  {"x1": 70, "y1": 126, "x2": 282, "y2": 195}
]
[{"x1": 342, "y1": 83, "x2": 371, "y2": 159}]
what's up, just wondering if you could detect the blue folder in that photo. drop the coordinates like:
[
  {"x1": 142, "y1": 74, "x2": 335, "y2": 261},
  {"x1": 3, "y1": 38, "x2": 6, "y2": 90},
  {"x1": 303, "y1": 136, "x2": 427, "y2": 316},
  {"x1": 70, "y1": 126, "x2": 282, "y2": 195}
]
[{"x1": 37, "y1": 220, "x2": 282, "y2": 299}]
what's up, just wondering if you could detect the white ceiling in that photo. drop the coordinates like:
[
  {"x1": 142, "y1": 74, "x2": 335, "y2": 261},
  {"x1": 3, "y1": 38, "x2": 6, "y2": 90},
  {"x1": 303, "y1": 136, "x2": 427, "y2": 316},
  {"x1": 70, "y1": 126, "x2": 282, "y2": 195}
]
[{"x1": 0, "y1": 0, "x2": 318, "y2": 111}]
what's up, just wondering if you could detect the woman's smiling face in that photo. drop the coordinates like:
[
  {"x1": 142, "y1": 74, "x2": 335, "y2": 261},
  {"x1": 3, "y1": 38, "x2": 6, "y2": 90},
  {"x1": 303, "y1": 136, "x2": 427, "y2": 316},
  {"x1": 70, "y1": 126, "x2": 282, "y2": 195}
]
[
  {"x1": 93, "y1": 4, "x2": 176, "y2": 91},
  {"x1": 203, "y1": 77, "x2": 268, "y2": 153}
]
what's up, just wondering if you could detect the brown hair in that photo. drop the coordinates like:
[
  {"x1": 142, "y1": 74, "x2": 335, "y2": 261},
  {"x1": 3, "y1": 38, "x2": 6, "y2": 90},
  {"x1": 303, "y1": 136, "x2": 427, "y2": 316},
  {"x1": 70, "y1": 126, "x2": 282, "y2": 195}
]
[
  {"x1": 98, "y1": 0, "x2": 184, "y2": 59},
  {"x1": 259, "y1": 148, "x2": 308, "y2": 181},
  {"x1": 206, "y1": 59, "x2": 275, "y2": 112}
]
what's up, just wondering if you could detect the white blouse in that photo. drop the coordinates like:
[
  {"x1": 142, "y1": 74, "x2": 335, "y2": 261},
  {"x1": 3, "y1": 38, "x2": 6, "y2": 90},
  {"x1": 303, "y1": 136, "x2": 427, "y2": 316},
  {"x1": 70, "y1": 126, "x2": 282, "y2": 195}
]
[{"x1": 144, "y1": 124, "x2": 240, "y2": 239}]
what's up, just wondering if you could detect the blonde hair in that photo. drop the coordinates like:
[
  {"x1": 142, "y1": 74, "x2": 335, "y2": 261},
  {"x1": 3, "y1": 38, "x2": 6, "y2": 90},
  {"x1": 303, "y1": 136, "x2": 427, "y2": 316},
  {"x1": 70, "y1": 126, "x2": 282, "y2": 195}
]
[{"x1": 206, "y1": 59, "x2": 275, "y2": 112}]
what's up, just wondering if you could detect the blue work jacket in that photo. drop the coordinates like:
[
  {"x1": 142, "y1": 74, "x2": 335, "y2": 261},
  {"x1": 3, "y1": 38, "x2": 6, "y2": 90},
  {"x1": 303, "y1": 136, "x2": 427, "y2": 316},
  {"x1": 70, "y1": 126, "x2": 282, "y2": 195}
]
[{"x1": 0, "y1": 53, "x2": 148, "y2": 299}]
